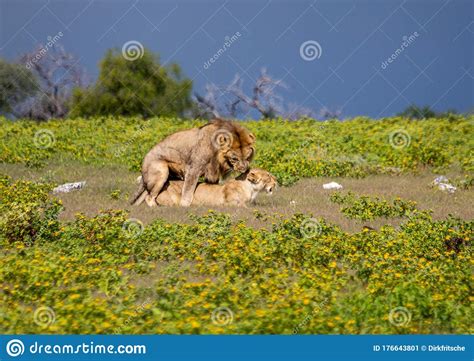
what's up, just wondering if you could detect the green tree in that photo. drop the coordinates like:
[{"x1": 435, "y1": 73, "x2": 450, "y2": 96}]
[
  {"x1": 0, "y1": 59, "x2": 37, "y2": 114},
  {"x1": 70, "y1": 48, "x2": 192, "y2": 118},
  {"x1": 398, "y1": 104, "x2": 458, "y2": 119}
]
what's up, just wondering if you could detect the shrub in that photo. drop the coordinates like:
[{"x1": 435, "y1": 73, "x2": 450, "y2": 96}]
[
  {"x1": 330, "y1": 192, "x2": 419, "y2": 221},
  {"x1": 0, "y1": 176, "x2": 62, "y2": 245}
]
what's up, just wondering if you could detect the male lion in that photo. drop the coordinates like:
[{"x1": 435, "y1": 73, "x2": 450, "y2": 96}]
[
  {"x1": 131, "y1": 119, "x2": 255, "y2": 207},
  {"x1": 148, "y1": 168, "x2": 277, "y2": 207}
]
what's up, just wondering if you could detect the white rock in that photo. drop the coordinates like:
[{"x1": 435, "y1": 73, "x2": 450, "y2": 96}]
[
  {"x1": 323, "y1": 182, "x2": 343, "y2": 190},
  {"x1": 53, "y1": 181, "x2": 86, "y2": 193},
  {"x1": 437, "y1": 183, "x2": 456, "y2": 194},
  {"x1": 433, "y1": 175, "x2": 449, "y2": 185}
]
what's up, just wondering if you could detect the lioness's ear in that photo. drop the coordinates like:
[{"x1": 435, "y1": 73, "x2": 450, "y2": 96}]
[{"x1": 247, "y1": 170, "x2": 259, "y2": 184}]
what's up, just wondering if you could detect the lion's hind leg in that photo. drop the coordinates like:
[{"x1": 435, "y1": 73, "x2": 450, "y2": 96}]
[
  {"x1": 133, "y1": 190, "x2": 148, "y2": 206},
  {"x1": 130, "y1": 175, "x2": 151, "y2": 206},
  {"x1": 144, "y1": 160, "x2": 170, "y2": 207}
]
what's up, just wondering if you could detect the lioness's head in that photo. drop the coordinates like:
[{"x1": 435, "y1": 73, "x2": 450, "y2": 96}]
[
  {"x1": 211, "y1": 119, "x2": 256, "y2": 174},
  {"x1": 245, "y1": 168, "x2": 277, "y2": 195}
]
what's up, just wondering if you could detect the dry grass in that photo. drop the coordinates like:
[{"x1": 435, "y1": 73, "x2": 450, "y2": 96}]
[{"x1": 1, "y1": 161, "x2": 472, "y2": 233}]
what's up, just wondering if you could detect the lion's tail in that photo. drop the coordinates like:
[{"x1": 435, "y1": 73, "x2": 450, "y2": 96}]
[{"x1": 130, "y1": 175, "x2": 147, "y2": 206}]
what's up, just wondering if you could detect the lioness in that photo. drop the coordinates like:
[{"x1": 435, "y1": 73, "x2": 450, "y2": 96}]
[
  {"x1": 153, "y1": 168, "x2": 276, "y2": 207},
  {"x1": 131, "y1": 119, "x2": 255, "y2": 207}
]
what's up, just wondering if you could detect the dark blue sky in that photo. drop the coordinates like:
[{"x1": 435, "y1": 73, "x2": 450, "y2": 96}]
[{"x1": 1, "y1": 0, "x2": 473, "y2": 118}]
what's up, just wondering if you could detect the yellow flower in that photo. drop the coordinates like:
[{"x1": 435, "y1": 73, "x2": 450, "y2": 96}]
[{"x1": 190, "y1": 321, "x2": 200, "y2": 328}]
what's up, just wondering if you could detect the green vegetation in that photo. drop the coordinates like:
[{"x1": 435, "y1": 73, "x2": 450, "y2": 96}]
[
  {"x1": 0, "y1": 116, "x2": 472, "y2": 334},
  {"x1": 330, "y1": 192, "x2": 418, "y2": 221},
  {"x1": 397, "y1": 105, "x2": 459, "y2": 120},
  {"x1": 0, "y1": 59, "x2": 37, "y2": 114},
  {"x1": 1, "y1": 116, "x2": 472, "y2": 185},
  {"x1": 0, "y1": 176, "x2": 472, "y2": 334},
  {"x1": 70, "y1": 49, "x2": 193, "y2": 118}
]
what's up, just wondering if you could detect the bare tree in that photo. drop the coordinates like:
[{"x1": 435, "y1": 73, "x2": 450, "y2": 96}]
[
  {"x1": 194, "y1": 83, "x2": 221, "y2": 118},
  {"x1": 225, "y1": 69, "x2": 286, "y2": 118},
  {"x1": 194, "y1": 69, "x2": 284, "y2": 119},
  {"x1": 194, "y1": 68, "x2": 339, "y2": 120},
  {"x1": 15, "y1": 44, "x2": 86, "y2": 120},
  {"x1": 316, "y1": 107, "x2": 342, "y2": 120}
]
